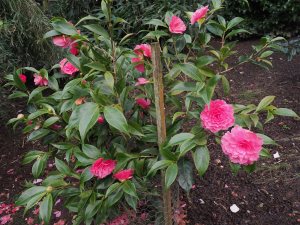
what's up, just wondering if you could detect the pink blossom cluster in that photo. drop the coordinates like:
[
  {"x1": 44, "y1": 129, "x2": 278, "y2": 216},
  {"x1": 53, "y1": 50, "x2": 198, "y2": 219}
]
[
  {"x1": 90, "y1": 158, "x2": 134, "y2": 182},
  {"x1": 200, "y1": 100, "x2": 263, "y2": 165},
  {"x1": 131, "y1": 44, "x2": 152, "y2": 73}
]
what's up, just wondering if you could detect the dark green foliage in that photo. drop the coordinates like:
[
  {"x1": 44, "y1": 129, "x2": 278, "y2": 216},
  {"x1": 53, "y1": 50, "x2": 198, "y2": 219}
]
[
  {"x1": 0, "y1": 0, "x2": 61, "y2": 74},
  {"x1": 222, "y1": 0, "x2": 300, "y2": 37}
]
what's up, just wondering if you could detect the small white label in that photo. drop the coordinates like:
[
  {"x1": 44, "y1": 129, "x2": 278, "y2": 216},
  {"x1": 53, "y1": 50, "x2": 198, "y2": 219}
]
[
  {"x1": 230, "y1": 204, "x2": 240, "y2": 213},
  {"x1": 273, "y1": 152, "x2": 280, "y2": 159}
]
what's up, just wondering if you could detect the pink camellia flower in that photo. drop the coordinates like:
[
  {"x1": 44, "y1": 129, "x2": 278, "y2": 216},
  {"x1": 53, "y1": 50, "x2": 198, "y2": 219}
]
[
  {"x1": 135, "y1": 77, "x2": 150, "y2": 86},
  {"x1": 52, "y1": 35, "x2": 72, "y2": 48},
  {"x1": 200, "y1": 99, "x2": 235, "y2": 133},
  {"x1": 70, "y1": 42, "x2": 79, "y2": 56},
  {"x1": 90, "y1": 158, "x2": 116, "y2": 179},
  {"x1": 59, "y1": 58, "x2": 79, "y2": 75},
  {"x1": 191, "y1": 6, "x2": 209, "y2": 25},
  {"x1": 19, "y1": 74, "x2": 27, "y2": 84},
  {"x1": 131, "y1": 57, "x2": 145, "y2": 73},
  {"x1": 134, "y1": 44, "x2": 152, "y2": 58},
  {"x1": 169, "y1": 16, "x2": 186, "y2": 34},
  {"x1": 113, "y1": 169, "x2": 134, "y2": 182},
  {"x1": 136, "y1": 98, "x2": 151, "y2": 110},
  {"x1": 97, "y1": 116, "x2": 105, "y2": 124},
  {"x1": 221, "y1": 126, "x2": 263, "y2": 165},
  {"x1": 33, "y1": 74, "x2": 48, "y2": 86}
]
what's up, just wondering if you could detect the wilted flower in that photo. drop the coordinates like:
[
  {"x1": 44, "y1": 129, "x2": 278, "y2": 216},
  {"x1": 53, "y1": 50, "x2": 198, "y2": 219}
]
[{"x1": 33, "y1": 74, "x2": 48, "y2": 86}]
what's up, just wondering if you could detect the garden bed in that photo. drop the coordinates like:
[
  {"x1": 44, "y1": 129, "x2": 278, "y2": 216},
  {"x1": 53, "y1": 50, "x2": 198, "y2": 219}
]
[{"x1": 0, "y1": 39, "x2": 299, "y2": 225}]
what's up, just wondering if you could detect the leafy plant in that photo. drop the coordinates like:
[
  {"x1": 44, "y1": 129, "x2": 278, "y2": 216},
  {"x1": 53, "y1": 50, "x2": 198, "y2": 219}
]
[{"x1": 6, "y1": 0, "x2": 298, "y2": 224}]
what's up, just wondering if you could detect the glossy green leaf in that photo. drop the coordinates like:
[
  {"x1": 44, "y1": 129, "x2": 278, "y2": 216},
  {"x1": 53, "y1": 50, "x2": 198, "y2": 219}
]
[
  {"x1": 39, "y1": 194, "x2": 53, "y2": 225},
  {"x1": 169, "y1": 133, "x2": 195, "y2": 146},
  {"x1": 256, "y1": 96, "x2": 275, "y2": 112},
  {"x1": 43, "y1": 117, "x2": 60, "y2": 128},
  {"x1": 79, "y1": 102, "x2": 100, "y2": 141},
  {"x1": 193, "y1": 146, "x2": 210, "y2": 177},
  {"x1": 273, "y1": 108, "x2": 299, "y2": 117},
  {"x1": 165, "y1": 163, "x2": 178, "y2": 188},
  {"x1": 177, "y1": 159, "x2": 193, "y2": 193},
  {"x1": 103, "y1": 106, "x2": 129, "y2": 134},
  {"x1": 28, "y1": 129, "x2": 50, "y2": 141},
  {"x1": 55, "y1": 158, "x2": 72, "y2": 175}
]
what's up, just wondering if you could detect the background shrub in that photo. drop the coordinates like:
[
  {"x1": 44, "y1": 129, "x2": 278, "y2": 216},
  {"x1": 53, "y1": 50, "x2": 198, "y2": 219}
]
[{"x1": 222, "y1": 0, "x2": 300, "y2": 37}]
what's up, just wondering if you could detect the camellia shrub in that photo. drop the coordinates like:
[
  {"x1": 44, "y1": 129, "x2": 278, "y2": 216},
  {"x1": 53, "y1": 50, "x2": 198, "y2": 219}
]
[{"x1": 5, "y1": 0, "x2": 299, "y2": 224}]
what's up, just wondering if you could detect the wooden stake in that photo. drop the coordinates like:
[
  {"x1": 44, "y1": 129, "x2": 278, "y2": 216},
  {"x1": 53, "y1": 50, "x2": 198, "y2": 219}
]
[{"x1": 151, "y1": 42, "x2": 173, "y2": 225}]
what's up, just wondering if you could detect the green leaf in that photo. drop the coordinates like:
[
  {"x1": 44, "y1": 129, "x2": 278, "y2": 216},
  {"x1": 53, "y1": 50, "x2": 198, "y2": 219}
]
[
  {"x1": 196, "y1": 56, "x2": 216, "y2": 68},
  {"x1": 76, "y1": 15, "x2": 100, "y2": 26},
  {"x1": 178, "y1": 63, "x2": 204, "y2": 82},
  {"x1": 82, "y1": 144, "x2": 101, "y2": 159},
  {"x1": 52, "y1": 20, "x2": 77, "y2": 35},
  {"x1": 80, "y1": 166, "x2": 93, "y2": 184},
  {"x1": 103, "y1": 106, "x2": 129, "y2": 134},
  {"x1": 48, "y1": 76, "x2": 59, "y2": 91},
  {"x1": 145, "y1": 19, "x2": 168, "y2": 28},
  {"x1": 177, "y1": 159, "x2": 193, "y2": 193},
  {"x1": 125, "y1": 194, "x2": 137, "y2": 210},
  {"x1": 8, "y1": 91, "x2": 28, "y2": 99},
  {"x1": 22, "y1": 151, "x2": 44, "y2": 164},
  {"x1": 260, "y1": 51, "x2": 273, "y2": 58},
  {"x1": 257, "y1": 133, "x2": 277, "y2": 145},
  {"x1": 206, "y1": 75, "x2": 221, "y2": 101},
  {"x1": 104, "y1": 71, "x2": 114, "y2": 90},
  {"x1": 147, "y1": 160, "x2": 173, "y2": 176},
  {"x1": 105, "y1": 183, "x2": 121, "y2": 197},
  {"x1": 170, "y1": 82, "x2": 197, "y2": 95},
  {"x1": 85, "y1": 200, "x2": 101, "y2": 219},
  {"x1": 193, "y1": 146, "x2": 210, "y2": 177},
  {"x1": 85, "y1": 62, "x2": 106, "y2": 72},
  {"x1": 122, "y1": 181, "x2": 137, "y2": 197},
  {"x1": 39, "y1": 194, "x2": 53, "y2": 225},
  {"x1": 221, "y1": 75, "x2": 230, "y2": 95},
  {"x1": 169, "y1": 133, "x2": 195, "y2": 146},
  {"x1": 227, "y1": 17, "x2": 244, "y2": 30},
  {"x1": 165, "y1": 163, "x2": 178, "y2": 189},
  {"x1": 179, "y1": 140, "x2": 196, "y2": 157},
  {"x1": 83, "y1": 24, "x2": 109, "y2": 39},
  {"x1": 256, "y1": 96, "x2": 275, "y2": 112},
  {"x1": 32, "y1": 155, "x2": 47, "y2": 178},
  {"x1": 244, "y1": 164, "x2": 256, "y2": 173},
  {"x1": 230, "y1": 163, "x2": 241, "y2": 175},
  {"x1": 225, "y1": 29, "x2": 250, "y2": 39},
  {"x1": 79, "y1": 102, "x2": 100, "y2": 141},
  {"x1": 43, "y1": 30, "x2": 61, "y2": 39},
  {"x1": 43, "y1": 117, "x2": 60, "y2": 128},
  {"x1": 28, "y1": 129, "x2": 50, "y2": 141},
  {"x1": 55, "y1": 158, "x2": 72, "y2": 175},
  {"x1": 273, "y1": 108, "x2": 299, "y2": 117},
  {"x1": 260, "y1": 148, "x2": 271, "y2": 158},
  {"x1": 28, "y1": 87, "x2": 47, "y2": 103},
  {"x1": 172, "y1": 112, "x2": 185, "y2": 123},
  {"x1": 16, "y1": 186, "x2": 47, "y2": 206}
]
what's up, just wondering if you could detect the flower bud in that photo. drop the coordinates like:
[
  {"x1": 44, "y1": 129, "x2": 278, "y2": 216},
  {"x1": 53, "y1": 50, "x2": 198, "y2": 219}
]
[
  {"x1": 17, "y1": 114, "x2": 24, "y2": 119},
  {"x1": 46, "y1": 186, "x2": 53, "y2": 193}
]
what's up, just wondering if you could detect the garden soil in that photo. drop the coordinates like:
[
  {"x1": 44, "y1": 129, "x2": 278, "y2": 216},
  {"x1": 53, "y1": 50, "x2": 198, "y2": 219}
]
[{"x1": 0, "y1": 40, "x2": 299, "y2": 225}]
